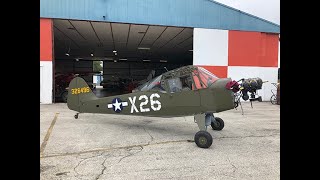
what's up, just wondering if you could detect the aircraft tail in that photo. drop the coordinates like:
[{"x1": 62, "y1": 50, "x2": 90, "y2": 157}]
[{"x1": 67, "y1": 77, "x2": 97, "y2": 112}]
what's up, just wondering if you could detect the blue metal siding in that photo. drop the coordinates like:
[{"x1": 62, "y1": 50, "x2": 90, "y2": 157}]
[{"x1": 40, "y1": 0, "x2": 279, "y2": 33}]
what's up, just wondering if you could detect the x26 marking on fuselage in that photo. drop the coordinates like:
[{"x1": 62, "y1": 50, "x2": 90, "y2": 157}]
[{"x1": 128, "y1": 93, "x2": 161, "y2": 113}]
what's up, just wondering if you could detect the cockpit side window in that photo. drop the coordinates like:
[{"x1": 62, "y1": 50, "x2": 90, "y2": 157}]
[
  {"x1": 167, "y1": 78, "x2": 182, "y2": 93},
  {"x1": 192, "y1": 71, "x2": 206, "y2": 90},
  {"x1": 180, "y1": 76, "x2": 193, "y2": 91},
  {"x1": 167, "y1": 75, "x2": 193, "y2": 93}
]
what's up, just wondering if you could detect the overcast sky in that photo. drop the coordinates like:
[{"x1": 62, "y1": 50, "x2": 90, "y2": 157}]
[{"x1": 214, "y1": 0, "x2": 280, "y2": 25}]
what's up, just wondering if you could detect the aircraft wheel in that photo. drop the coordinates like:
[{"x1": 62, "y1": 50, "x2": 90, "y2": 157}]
[
  {"x1": 194, "y1": 131, "x2": 213, "y2": 148},
  {"x1": 211, "y1": 117, "x2": 224, "y2": 131},
  {"x1": 74, "y1": 114, "x2": 78, "y2": 119}
]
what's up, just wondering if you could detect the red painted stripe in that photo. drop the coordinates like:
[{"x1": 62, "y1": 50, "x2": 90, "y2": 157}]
[
  {"x1": 196, "y1": 66, "x2": 228, "y2": 78},
  {"x1": 40, "y1": 18, "x2": 53, "y2": 61},
  {"x1": 228, "y1": 31, "x2": 279, "y2": 67}
]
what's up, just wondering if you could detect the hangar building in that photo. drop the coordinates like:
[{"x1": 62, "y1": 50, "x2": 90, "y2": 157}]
[{"x1": 40, "y1": 0, "x2": 280, "y2": 104}]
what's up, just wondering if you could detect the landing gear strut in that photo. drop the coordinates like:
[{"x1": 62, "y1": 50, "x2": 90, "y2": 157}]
[{"x1": 193, "y1": 113, "x2": 225, "y2": 148}]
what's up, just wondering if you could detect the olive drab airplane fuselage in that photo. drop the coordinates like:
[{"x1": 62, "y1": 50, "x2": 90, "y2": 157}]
[{"x1": 67, "y1": 65, "x2": 235, "y2": 148}]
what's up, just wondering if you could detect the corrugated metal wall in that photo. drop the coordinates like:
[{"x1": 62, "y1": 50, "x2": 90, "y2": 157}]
[
  {"x1": 193, "y1": 28, "x2": 279, "y2": 101},
  {"x1": 40, "y1": 18, "x2": 53, "y2": 104},
  {"x1": 228, "y1": 31, "x2": 279, "y2": 67},
  {"x1": 40, "y1": 18, "x2": 53, "y2": 61},
  {"x1": 40, "y1": 0, "x2": 279, "y2": 33}
]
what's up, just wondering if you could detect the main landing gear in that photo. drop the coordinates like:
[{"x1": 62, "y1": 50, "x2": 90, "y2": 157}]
[
  {"x1": 74, "y1": 113, "x2": 79, "y2": 119},
  {"x1": 193, "y1": 113, "x2": 225, "y2": 148}
]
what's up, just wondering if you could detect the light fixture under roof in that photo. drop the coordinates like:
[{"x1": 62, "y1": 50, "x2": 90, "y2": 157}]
[
  {"x1": 114, "y1": 60, "x2": 117, "y2": 63},
  {"x1": 113, "y1": 50, "x2": 117, "y2": 53},
  {"x1": 138, "y1": 47, "x2": 150, "y2": 50},
  {"x1": 119, "y1": 58, "x2": 127, "y2": 61},
  {"x1": 75, "y1": 58, "x2": 79, "y2": 61},
  {"x1": 143, "y1": 59, "x2": 151, "y2": 62},
  {"x1": 160, "y1": 60, "x2": 167, "y2": 63},
  {"x1": 65, "y1": 46, "x2": 71, "y2": 56},
  {"x1": 90, "y1": 53, "x2": 94, "y2": 57}
]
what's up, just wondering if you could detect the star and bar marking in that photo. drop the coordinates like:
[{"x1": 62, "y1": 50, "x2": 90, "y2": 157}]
[{"x1": 107, "y1": 98, "x2": 128, "y2": 113}]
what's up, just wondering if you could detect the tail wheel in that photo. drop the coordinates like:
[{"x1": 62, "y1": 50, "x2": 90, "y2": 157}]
[
  {"x1": 211, "y1": 117, "x2": 224, "y2": 131},
  {"x1": 194, "y1": 131, "x2": 213, "y2": 148},
  {"x1": 234, "y1": 101, "x2": 239, "y2": 108},
  {"x1": 270, "y1": 95, "x2": 277, "y2": 105}
]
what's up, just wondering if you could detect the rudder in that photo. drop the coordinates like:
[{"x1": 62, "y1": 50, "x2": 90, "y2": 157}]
[{"x1": 67, "y1": 77, "x2": 97, "y2": 112}]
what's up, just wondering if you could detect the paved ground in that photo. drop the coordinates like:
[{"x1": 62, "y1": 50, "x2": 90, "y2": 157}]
[{"x1": 40, "y1": 102, "x2": 280, "y2": 180}]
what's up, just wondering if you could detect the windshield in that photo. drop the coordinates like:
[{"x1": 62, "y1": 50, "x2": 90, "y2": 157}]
[
  {"x1": 136, "y1": 75, "x2": 165, "y2": 92},
  {"x1": 193, "y1": 67, "x2": 219, "y2": 89},
  {"x1": 198, "y1": 67, "x2": 218, "y2": 81}
]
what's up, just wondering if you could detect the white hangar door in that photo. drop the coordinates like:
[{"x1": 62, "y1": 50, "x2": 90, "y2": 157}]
[
  {"x1": 40, "y1": 61, "x2": 53, "y2": 104},
  {"x1": 40, "y1": 66, "x2": 43, "y2": 103}
]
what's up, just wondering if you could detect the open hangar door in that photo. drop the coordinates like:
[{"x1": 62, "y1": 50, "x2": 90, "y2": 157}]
[
  {"x1": 54, "y1": 59, "x2": 95, "y2": 102},
  {"x1": 102, "y1": 61, "x2": 185, "y2": 95},
  {"x1": 53, "y1": 19, "x2": 193, "y2": 100}
]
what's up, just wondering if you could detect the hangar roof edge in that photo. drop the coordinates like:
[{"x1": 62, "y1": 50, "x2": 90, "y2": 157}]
[{"x1": 40, "y1": 0, "x2": 280, "y2": 33}]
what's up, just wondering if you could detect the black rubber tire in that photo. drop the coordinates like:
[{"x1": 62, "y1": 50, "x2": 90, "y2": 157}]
[
  {"x1": 194, "y1": 131, "x2": 213, "y2": 148},
  {"x1": 61, "y1": 91, "x2": 68, "y2": 103},
  {"x1": 234, "y1": 101, "x2": 239, "y2": 108},
  {"x1": 74, "y1": 114, "x2": 78, "y2": 119},
  {"x1": 270, "y1": 95, "x2": 277, "y2": 105},
  {"x1": 211, "y1": 117, "x2": 224, "y2": 131}
]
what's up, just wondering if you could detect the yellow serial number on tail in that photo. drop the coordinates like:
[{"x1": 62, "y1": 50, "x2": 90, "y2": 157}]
[{"x1": 71, "y1": 87, "x2": 90, "y2": 95}]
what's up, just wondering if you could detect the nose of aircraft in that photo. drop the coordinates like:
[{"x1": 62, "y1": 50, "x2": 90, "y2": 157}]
[
  {"x1": 225, "y1": 79, "x2": 240, "y2": 93},
  {"x1": 208, "y1": 78, "x2": 234, "y2": 91},
  {"x1": 209, "y1": 78, "x2": 235, "y2": 112}
]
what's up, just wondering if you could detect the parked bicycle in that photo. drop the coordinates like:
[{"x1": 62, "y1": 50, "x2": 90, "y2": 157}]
[{"x1": 270, "y1": 83, "x2": 279, "y2": 104}]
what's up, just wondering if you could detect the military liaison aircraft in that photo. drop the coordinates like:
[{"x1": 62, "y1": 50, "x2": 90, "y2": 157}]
[{"x1": 67, "y1": 65, "x2": 243, "y2": 148}]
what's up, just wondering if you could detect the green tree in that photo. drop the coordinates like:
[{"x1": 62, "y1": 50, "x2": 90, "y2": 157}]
[{"x1": 93, "y1": 61, "x2": 103, "y2": 72}]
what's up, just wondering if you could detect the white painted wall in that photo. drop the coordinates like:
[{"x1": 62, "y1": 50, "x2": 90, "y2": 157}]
[
  {"x1": 193, "y1": 28, "x2": 228, "y2": 66},
  {"x1": 228, "y1": 66, "x2": 278, "y2": 101},
  {"x1": 40, "y1": 61, "x2": 52, "y2": 104}
]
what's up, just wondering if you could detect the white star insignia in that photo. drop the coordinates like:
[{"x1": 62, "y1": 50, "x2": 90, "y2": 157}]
[
  {"x1": 107, "y1": 98, "x2": 128, "y2": 112},
  {"x1": 113, "y1": 99, "x2": 122, "y2": 111}
]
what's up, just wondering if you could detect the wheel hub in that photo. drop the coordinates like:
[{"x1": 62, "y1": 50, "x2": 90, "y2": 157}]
[{"x1": 199, "y1": 136, "x2": 207, "y2": 145}]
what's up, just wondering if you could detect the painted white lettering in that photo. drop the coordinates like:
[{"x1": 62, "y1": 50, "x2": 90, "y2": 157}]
[
  {"x1": 139, "y1": 95, "x2": 150, "y2": 112},
  {"x1": 129, "y1": 96, "x2": 139, "y2": 113},
  {"x1": 150, "y1": 93, "x2": 161, "y2": 111}
]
